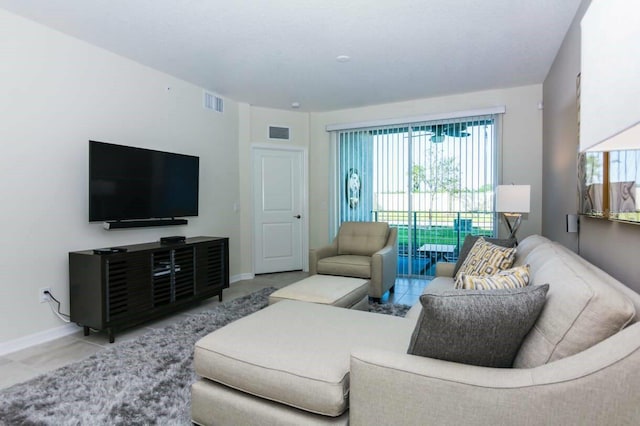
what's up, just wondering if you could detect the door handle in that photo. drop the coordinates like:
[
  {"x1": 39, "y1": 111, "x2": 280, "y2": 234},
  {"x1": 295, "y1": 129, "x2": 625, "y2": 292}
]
[{"x1": 294, "y1": 215, "x2": 301, "y2": 219}]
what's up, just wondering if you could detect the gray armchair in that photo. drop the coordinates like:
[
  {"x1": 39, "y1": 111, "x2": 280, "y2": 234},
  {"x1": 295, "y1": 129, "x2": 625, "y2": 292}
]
[{"x1": 309, "y1": 221, "x2": 398, "y2": 301}]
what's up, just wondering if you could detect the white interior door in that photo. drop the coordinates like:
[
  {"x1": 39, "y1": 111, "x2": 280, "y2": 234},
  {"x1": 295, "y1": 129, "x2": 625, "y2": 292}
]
[{"x1": 253, "y1": 146, "x2": 305, "y2": 274}]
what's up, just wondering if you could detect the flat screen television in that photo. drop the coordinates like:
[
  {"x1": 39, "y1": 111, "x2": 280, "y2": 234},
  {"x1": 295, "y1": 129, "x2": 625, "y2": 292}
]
[{"x1": 89, "y1": 141, "x2": 199, "y2": 222}]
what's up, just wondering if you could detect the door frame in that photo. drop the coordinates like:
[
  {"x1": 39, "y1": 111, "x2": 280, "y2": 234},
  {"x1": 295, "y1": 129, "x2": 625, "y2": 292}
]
[{"x1": 251, "y1": 143, "x2": 309, "y2": 273}]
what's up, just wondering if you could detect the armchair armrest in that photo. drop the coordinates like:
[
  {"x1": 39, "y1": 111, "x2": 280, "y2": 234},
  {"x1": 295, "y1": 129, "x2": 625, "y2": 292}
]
[
  {"x1": 370, "y1": 228, "x2": 398, "y2": 298},
  {"x1": 308, "y1": 239, "x2": 338, "y2": 275},
  {"x1": 350, "y1": 323, "x2": 640, "y2": 425}
]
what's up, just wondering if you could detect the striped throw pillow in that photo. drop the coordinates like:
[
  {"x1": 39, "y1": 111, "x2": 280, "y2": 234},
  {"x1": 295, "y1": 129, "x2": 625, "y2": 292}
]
[
  {"x1": 454, "y1": 237, "x2": 516, "y2": 287},
  {"x1": 457, "y1": 264, "x2": 531, "y2": 290}
]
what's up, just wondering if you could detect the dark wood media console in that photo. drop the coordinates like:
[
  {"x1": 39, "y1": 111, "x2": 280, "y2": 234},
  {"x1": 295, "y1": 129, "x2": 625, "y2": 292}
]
[{"x1": 69, "y1": 236, "x2": 229, "y2": 343}]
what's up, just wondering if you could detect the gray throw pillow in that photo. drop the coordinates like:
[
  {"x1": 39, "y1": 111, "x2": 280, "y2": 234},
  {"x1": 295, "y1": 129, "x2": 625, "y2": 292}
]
[
  {"x1": 407, "y1": 284, "x2": 549, "y2": 368},
  {"x1": 453, "y1": 235, "x2": 517, "y2": 276}
]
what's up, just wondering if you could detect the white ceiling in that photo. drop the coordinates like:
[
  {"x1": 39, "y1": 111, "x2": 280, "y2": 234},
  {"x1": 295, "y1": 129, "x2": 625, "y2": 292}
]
[{"x1": 0, "y1": 0, "x2": 582, "y2": 112}]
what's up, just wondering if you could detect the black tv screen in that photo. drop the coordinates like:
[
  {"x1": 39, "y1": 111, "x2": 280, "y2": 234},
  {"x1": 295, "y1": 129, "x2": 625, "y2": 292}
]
[{"x1": 89, "y1": 141, "x2": 199, "y2": 222}]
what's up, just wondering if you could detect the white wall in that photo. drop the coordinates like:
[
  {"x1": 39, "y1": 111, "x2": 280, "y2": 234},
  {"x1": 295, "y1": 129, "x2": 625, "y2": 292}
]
[
  {"x1": 237, "y1": 105, "x2": 309, "y2": 275},
  {"x1": 0, "y1": 9, "x2": 241, "y2": 344},
  {"x1": 542, "y1": 0, "x2": 640, "y2": 294},
  {"x1": 308, "y1": 85, "x2": 543, "y2": 248}
]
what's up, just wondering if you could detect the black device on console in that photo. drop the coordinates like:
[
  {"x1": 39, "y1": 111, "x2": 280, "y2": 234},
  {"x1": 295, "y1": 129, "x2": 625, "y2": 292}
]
[
  {"x1": 160, "y1": 236, "x2": 186, "y2": 244},
  {"x1": 93, "y1": 247, "x2": 128, "y2": 255}
]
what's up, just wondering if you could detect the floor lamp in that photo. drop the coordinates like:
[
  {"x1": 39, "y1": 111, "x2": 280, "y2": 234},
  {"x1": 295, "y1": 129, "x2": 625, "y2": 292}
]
[{"x1": 496, "y1": 185, "x2": 530, "y2": 240}]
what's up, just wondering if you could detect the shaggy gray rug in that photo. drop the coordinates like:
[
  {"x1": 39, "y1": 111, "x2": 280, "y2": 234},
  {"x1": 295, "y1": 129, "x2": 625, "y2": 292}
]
[{"x1": 0, "y1": 287, "x2": 410, "y2": 425}]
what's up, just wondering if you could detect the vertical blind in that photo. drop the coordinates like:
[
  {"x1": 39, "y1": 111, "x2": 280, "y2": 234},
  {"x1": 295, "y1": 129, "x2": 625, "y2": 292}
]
[{"x1": 333, "y1": 113, "x2": 500, "y2": 277}]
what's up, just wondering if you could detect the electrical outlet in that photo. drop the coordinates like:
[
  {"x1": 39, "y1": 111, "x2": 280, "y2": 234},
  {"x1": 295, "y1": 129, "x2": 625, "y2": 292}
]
[{"x1": 39, "y1": 287, "x2": 51, "y2": 303}]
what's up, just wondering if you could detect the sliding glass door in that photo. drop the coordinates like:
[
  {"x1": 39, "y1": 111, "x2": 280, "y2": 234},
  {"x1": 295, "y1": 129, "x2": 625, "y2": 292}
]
[{"x1": 335, "y1": 114, "x2": 499, "y2": 277}]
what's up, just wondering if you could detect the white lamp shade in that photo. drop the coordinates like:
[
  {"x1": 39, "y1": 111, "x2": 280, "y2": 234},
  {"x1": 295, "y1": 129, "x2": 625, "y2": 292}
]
[
  {"x1": 580, "y1": 0, "x2": 640, "y2": 152},
  {"x1": 496, "y1": 185, "x2": 530, "y2": 213}
]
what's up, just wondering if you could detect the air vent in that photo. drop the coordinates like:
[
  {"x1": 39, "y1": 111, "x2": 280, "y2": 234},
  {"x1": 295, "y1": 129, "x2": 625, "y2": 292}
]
[
  {"x1": 203, "y1": 91, "x2": 223, "y2": 113},
  {"x1": 269, "y1": 126, "x2": 290, "y2": 140}
]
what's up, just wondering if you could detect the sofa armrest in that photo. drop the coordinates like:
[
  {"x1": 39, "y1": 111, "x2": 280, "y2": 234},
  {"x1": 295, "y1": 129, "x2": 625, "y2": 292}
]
[
  {"x1": 350, "y1": 323, "x2": 640, "y2": 426},
  {"x1": 308, "y1": 240, "x2": 338, "y2": 275},
  {"x1": 435, "y1": 261, "x2": 455, "y2": 277}
]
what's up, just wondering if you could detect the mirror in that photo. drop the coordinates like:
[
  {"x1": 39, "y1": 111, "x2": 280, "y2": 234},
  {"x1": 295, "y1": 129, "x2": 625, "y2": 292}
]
[{"x1": 578, "y1": 150, "x2": 640, "y2": 223}]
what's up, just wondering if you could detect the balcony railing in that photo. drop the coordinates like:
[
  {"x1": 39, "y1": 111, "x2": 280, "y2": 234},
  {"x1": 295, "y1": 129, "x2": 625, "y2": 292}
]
[{"x1": 372, "y1": 210, "x2": 496, "y2": 277}]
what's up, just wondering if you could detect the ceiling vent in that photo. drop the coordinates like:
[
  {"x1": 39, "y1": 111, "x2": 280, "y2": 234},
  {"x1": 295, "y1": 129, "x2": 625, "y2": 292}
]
[
  {"x1": 269, "y1": 126, "x2": 290, "y2": 140},
  {"x1": 203, "y1": 91, "x2": 223, "y2": 113}
]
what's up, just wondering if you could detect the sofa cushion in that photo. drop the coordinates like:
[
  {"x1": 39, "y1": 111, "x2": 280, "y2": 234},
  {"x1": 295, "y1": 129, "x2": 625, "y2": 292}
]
[
  {"x1": 456, "y1": 264, "x2": 530, "y2": 290},
  {"x1": 407, "y1": 285, "x2": 549, "y2": 368},
  {"x1": 317, "y1": 255, "x2": 371, "y2": 278},
  {"x1": 194, "y1": 300, "x2": 415, "y2": 417},
  {"x1": 454, "y1": 237, "x2": 516, "y2": 287},
  {"x1": 512, "y1": 234, "x2": 552, "y2": 267},
  {"x1": 191, "y1": 379, "x2": 350, "y2": 426},
  {"x1": 453, "y1": 235, "x2": 517, "y2": 276},
  {"x1": 514, "y1": 242, "x2": 636, "y2": 368},
  {"x1": 337, "y1": 221, "x2": 389, "y2": 256},
  {"x1": 404, "y1": 276, "x2": 455, "y2": 321}
]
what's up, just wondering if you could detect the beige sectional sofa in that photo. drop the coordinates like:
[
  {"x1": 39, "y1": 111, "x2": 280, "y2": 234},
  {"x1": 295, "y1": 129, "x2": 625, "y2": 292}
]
[{"x1": 192, "y1": 235, "x2": 640, "y2": 425}]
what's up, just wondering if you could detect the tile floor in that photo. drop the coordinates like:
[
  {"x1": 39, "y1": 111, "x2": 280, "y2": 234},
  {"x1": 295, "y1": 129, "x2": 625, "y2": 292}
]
[{"x1": 0, "y1": 272, "x2": 429, "y2": 391}]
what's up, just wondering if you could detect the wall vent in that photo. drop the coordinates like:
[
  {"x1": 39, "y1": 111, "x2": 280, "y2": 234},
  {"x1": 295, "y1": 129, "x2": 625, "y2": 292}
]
[
  {"x1": 203, "y1": 91, "x2": 223, "y2": 113},
  {"x1": 269, "y1": 126, "x2": 290, "y2": 140}
]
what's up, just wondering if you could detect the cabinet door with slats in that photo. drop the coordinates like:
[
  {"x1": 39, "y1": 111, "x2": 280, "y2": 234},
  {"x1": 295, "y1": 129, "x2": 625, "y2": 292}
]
[
  {"x1": 174, "y1": 246, "x2": 196, "y2": 301},
  {"x1": 105, "y1": 254, "x2": 152, "y2": 323},
  {"x1": 195, "y1": 240, "x2": 228, "y2": 294}
]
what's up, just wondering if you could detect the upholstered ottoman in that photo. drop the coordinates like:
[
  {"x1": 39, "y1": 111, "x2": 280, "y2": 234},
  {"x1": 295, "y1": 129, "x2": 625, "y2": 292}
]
[
  {"x1": 268, "y1": 275, "x2": 369, "y2": 310},
  {"x1": 191, "y1": 300, "x2": 414, "y2": 425}
]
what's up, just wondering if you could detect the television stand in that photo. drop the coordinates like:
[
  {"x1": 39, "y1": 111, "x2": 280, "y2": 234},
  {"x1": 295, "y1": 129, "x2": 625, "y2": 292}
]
[
  {"x1": 69, "y1": 236, "x2": 229, "y2": 343},
  {"x1": 103, "y1": 218, "x2": 188, "y2": 229}
]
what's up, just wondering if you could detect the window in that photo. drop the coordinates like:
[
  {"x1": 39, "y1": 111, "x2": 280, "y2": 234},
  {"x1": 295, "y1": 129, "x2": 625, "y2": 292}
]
[{"x1": 331, "y1": 112, "x2": 501, "y2": 277}]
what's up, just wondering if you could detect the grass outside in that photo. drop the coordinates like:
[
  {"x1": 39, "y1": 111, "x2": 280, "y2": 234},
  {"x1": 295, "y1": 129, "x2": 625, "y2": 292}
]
[
  {"x1": 378, "y1": 211, "x2": 495, "y2": 247},
  {"x1": 395, "y1": 225, "x2": 493, "y2": 247}
]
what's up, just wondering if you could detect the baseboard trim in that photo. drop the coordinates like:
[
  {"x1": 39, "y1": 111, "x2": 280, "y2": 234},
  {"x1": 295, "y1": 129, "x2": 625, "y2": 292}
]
[
  {"x1": 0, "y1": 323, "x2": 79, "y2": 357},
  {"x1": 230, "y1": 273, "x2": 254, "y2": 283},
  {"x1": 1, "y1": 273, "x2": 256, "y2": 356}
]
